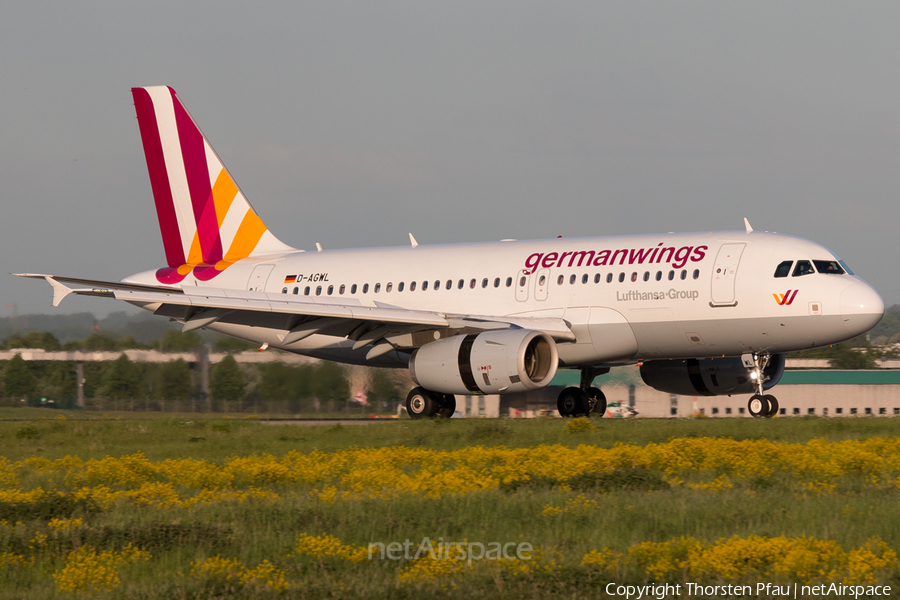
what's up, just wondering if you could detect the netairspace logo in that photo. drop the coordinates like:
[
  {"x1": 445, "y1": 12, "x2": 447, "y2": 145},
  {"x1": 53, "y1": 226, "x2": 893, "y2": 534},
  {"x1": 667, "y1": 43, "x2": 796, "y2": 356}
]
[
  {"x1": 368, "y1": 537, "x2": 532, "y2": 567},
  {"x1": 604, "y1": 582, "x2": 892, "y2": 598}
]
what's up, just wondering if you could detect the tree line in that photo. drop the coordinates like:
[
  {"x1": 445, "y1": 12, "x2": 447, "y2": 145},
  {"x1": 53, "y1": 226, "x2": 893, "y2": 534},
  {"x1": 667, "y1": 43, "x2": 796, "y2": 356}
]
[{"x1": 1, "y1": 331, "x2": 404, "y2": 413}]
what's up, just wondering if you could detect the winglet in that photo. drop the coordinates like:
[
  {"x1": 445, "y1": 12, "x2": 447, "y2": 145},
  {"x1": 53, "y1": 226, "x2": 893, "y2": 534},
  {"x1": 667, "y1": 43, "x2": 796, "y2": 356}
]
[
  {"x1": 409, "y1": 233, "x2": 418, "y2": 248},
  {"x1": 45, "y1": 276, "x2": 74, "y2": 307},
  {"x1": 14, "y1": 273, "x2": 76, "y2": 307},
  {"x1": 743, "y1": 218, "x2": 753, "y2": 234}
]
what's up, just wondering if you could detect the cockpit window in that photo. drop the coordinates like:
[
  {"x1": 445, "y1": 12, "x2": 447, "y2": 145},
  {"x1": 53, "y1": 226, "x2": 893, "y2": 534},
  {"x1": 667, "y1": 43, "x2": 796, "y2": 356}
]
[
  {"x1": 813, "y1": 260, "x2": 844, "y2": 275},
  {"x1": 774, "y1": 261, "x2": 792, "y2": 278},
  {"x1": 792, "y1": 260, "x2": 815, "y2": 277},
  {"x1": 838, "y1": 260, "x2": 854, "y2": 275}
]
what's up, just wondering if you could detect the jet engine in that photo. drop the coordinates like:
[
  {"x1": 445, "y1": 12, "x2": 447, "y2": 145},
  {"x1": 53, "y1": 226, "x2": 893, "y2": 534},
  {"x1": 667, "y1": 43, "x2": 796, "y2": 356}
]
[
  {"x1": 409, "y1": 330, "x2": 559, "y2": 395},
  {"x1": 639, "y1": 354, "x2": 785, "y2": 396}
]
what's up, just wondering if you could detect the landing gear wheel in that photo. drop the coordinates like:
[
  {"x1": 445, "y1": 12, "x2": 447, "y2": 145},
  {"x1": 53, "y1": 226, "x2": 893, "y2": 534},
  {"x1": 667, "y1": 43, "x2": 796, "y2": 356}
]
[
  {"x1": 558, "y1": 387, "x2": 589, "y2": 417},
  {"x1": 748, "y1": 394, "x2": 767, "y2": 418},
  {"x1": 587, "y1": 387, "x2": 607, "y2": 416},
  {"x1": 764, "y1": 394, "x2": 779, "y2": 418},
  {"x1": 406, "y1": 387, "x2": 436, "y2": 419},
  {"x1": 436, "y1": 394, "x2": 457, "y2": 419}
]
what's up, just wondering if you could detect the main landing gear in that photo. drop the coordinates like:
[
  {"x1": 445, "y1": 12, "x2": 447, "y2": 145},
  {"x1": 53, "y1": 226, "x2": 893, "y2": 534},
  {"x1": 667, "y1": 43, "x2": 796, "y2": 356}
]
[
  {"x1": 747, "y1": 352, "x2": 779, "y2": 418},
  {"x1": 557, "y1": 367, "x2": 609, "y2": 418},
  {"x1": 405, "y1": 387, "x2": 456, "y2": 419}
]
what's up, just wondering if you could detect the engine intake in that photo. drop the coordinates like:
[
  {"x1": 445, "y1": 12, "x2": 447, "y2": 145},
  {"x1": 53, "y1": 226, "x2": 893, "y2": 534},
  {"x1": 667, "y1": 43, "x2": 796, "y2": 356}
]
[
  {"x1": 409, "y1": 330, "x2": 559, "y2": 395},
  {"x1": 640, "y1": 354, "x2": 785, "y2": 396}
]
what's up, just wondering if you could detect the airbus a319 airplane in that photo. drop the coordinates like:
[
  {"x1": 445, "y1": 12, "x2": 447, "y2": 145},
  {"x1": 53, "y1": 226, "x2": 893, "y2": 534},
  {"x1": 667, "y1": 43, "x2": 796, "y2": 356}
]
[{"x1": 19, "y1": 87, "x2": 885, "y2": 419}]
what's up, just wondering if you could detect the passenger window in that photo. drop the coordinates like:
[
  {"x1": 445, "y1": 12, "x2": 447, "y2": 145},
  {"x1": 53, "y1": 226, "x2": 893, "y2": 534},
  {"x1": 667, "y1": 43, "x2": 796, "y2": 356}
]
[
  {"x1": 774, "y1": 261, "x2": 793, "y2": 278},
  {"x1": 304, "y1": 286, "x2": 311, "y2": 295},
  {"x1": 316, "y1": 286, "x2": 322, "y2": 296},
  {"x1": 293, "y1": 287, "x2": 299, "y2": 294},
  {"x1": 570, "y1": 274, "x2": 576, "y2": 285},
  {"x1": 469, "y1": 278, "x2": 476, "y2": 289},
  {"x1": 655, "y1": 271, "x2": 662, "y2": 281},
  {"x1": 692, "y1": 270, "x2": 699, "y2": 280},
  {"x1": 410, "y1": 281, "x2": 416, "y2": 291},
  {"x1": 351, "y1": 284, "x2": 357, "y2": 294},
  {"x1": 397, "y1": 282, "x2": 403, "y2": 292},
  {"x1": 642, "y1": 272, "x2": 649, "y2": 282},
  {"x1": 458, "y1": 279, "x2": 464, "y2": 289},
  {"x1": 339, "y1": 284, "x2": 345, "y2": 294},
  {"x1": 421, "y1": 281, "x2": 427, "y2": 291},
  {"x1": 813, "y1": 260, "x2": 844, "y2": 275},
  {"x1": 557, "y1": 275, "x2": 564, "y2": 285},
  {"x1": 618, "y1": 273, "x2": 625, "y2": 283},
  {"x1": 327, "y1": 285, "x2": 334, "y2": 295},
  {"x1": 792, "y1": 260, "x2": 814, "y2": 277},
  {"x1": 435, "y1": 280, "x2": 440, "y2": 290},
  {"x1": 494, "y1": 278, "x2": 500, "y2": 288},
  {"x1": 668, "y1": 271, "x2": 674, "y2": 281},
  {"x1": 446, "y1": 280, "x2": 452, "y2": 290},
  {"x1": 386, "y1": 282, "x2": 393, "y2": 292},
  {"x1": 539, "y1": 275, "x2": 546, "y2": 286},
  {"x1": 519, "y1": 276, "x2": 526, "y2": 287},
  {"x1": 680, "y1": 270, "x2": 687, "y2": 280},
  {"x1": 582, "y1": 274, "x2": 588, "y2": 284},
  {"x1": 606, "y1": 273, "x2": 613, "y2": 283},
  {"x1": 506, "y1": 277, "x2": 513, "y2": 287},
  {"x1": 631, "y1": 272, "x2": 638, "y2": 282},
  {"x1": 594, "y1": 273, "x2": 601, "y2": 283},
  {"x1": 362, "y1": 284, "x2": 369, "y2": 293},
  {"x1": 282, "y1": 287, "x2": 287, "y2": 294},
  {"x1": 375, "y1": 283, "x2": 381, "y2": 293},
  {"x1": 482, "y1": 278, "x2": 488, "y2": 288}
]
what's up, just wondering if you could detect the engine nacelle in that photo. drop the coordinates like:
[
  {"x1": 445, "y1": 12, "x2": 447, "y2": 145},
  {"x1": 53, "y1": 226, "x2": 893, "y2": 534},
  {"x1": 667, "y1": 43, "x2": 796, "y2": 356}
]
[
  {"x1": 409, "y1": 330, "x2": 559, "y2": 395},
  {"x1": 640, "y1": 354, "x2": 785, "y2": 396}
]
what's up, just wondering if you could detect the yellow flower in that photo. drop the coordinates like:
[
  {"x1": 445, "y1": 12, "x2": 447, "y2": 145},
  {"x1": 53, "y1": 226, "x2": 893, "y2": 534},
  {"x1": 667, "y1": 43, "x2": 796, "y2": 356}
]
[{"x1": 53, "y1": 544, "x2": 150, "y2": 593}]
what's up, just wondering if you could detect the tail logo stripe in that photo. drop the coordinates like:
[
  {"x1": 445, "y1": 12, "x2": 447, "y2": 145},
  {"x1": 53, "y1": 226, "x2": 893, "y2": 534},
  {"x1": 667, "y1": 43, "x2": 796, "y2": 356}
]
[
  {"x1": 173, "y1": 96, "x2": 224, "y2": 265},
  {"x1": 212, "y1": 168, "x2": 239, "y2": 228},
  {"x1": 132, "y1": 86, "x2": 295, "y2": 284},
  {"x1": 145, "y1": 86, "x2": 197, "y2": 261},
  {"x1": 225, "y1": 211, "x2": 269, "y2": 263},
  {"x1": 132, "y1": 88, "x2": 184, "y2": 268}
]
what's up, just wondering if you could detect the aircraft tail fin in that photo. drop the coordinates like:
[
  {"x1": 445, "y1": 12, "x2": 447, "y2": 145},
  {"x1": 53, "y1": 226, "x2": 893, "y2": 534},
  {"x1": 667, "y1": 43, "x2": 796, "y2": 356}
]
[{"x1": 131, "y1": 86, "x2": 294, "y2": 283}]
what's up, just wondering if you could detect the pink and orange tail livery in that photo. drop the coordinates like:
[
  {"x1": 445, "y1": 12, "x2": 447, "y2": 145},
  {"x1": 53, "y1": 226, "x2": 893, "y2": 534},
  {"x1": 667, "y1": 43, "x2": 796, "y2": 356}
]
[{"x1": 132, "y1": 86, "x2": 293, "y2": 284}]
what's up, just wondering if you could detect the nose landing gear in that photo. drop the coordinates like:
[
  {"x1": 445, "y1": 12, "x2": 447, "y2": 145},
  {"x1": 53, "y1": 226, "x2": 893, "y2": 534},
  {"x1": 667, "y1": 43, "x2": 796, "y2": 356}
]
[
  {"x1": 748, "y1": 394, "x2": 778, "y2": 418},
  {"x1": 747, "y1": 353, "x2": 778, "y2": 418},
  {"x1": 557, "y1": 367, "x2": 609, "y2": 417}
]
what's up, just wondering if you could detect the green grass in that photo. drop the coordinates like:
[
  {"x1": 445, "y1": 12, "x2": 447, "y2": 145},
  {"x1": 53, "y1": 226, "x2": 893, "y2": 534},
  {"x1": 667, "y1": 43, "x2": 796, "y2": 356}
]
[
  {"x1": 1, "y1": 412, "x2": 898, "y2": 461},
  {"x1": 3, "y1": 414, "x2": 900, "y2": 598}
]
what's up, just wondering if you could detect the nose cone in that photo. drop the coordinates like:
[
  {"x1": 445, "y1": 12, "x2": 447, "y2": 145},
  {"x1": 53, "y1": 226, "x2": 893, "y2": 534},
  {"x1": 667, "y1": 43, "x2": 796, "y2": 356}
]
[{"x1": 840, "y1": 281, "x2": 885, "y2": 336}]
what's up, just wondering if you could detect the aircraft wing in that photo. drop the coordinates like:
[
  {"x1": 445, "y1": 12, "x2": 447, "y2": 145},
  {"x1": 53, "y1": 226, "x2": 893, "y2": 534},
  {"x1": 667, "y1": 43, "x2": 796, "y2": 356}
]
[{"x1": 17, "y1": 274, "x2": 575, "y2": 358}]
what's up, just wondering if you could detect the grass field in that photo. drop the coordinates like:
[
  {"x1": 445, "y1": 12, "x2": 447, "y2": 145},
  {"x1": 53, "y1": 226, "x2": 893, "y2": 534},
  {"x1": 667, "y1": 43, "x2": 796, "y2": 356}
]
[{"x1": 2, "y1": 410, "x2": 900, "y2": 598}]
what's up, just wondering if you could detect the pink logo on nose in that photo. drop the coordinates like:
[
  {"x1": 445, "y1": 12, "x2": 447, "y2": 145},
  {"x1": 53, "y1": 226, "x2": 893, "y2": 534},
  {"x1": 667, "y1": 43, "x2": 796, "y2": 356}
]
[{"x1": 773, "y1": 290, "x2": 798, "y2": 306}]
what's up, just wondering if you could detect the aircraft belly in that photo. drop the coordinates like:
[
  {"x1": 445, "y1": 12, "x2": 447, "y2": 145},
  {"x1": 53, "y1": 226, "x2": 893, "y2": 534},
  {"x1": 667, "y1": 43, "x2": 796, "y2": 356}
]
[
  {"x1": 556, "y1": 306, "x2": 639, "y2": 366},
  {"x1": 206, "y1": 322, "x2": 408, "y2": 367},
  {"x1": 755, "y1": 314, "x2": 849, "y2": 351}
]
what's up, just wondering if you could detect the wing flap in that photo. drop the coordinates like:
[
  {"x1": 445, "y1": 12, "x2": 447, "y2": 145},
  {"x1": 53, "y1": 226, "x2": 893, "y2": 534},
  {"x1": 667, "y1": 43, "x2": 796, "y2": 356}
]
[{"x1": 111, "y1": 289, "x2": 450, "y2": 327}]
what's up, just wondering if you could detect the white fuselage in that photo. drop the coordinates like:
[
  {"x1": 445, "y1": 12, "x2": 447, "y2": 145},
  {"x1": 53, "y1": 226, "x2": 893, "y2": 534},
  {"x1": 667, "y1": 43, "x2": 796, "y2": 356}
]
[{"x1": 125, "y1": 230, "x2": 884, "y2": 368}]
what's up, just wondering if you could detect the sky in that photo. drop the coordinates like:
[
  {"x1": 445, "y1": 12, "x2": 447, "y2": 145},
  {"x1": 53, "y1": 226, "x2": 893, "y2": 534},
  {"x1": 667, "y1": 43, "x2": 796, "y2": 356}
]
[{"x1": 2, "y1": 2, "x2": 898, "y2": 318}]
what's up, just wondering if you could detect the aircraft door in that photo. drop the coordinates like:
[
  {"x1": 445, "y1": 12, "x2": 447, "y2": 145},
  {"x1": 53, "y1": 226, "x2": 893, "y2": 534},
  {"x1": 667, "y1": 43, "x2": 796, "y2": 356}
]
[
  {"x1": 710, "y1": 243, "x2": 745, "y2": 306},
  {"x1": 534, "y1": 269, "x2": 550, "y2": 301},
  {"x1": 247, "y1": 264, "x2": 275, "y2": 292},
  {"x1": 515, "y1": 270, "x2": 530, "y2": 302}
]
